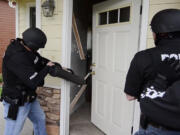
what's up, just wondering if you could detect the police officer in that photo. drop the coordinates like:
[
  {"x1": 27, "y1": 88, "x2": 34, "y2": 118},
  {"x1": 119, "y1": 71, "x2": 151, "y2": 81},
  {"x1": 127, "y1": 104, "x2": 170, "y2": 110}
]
[
  {"x1": 2, "y1": 28, "x2": 55, "y2": 135},
  {"x1": 124, "y1": 9, "x2": 180, "y2": 135}
]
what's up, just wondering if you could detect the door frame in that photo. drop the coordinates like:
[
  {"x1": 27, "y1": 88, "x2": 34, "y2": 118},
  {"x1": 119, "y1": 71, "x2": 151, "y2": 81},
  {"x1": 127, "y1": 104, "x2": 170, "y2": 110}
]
[
  {"x1": 132, "y1": 0, "x2": 149, "y2": 134},
  {"x1": 61, "y1": 0, "x2": 150, "y2": 135},
  {"x1": 15, "y1": 1, "x2": 19, "y2": 38},
  {"x1": 60, "y1": 0, "x2": 73, "y2": 135}
]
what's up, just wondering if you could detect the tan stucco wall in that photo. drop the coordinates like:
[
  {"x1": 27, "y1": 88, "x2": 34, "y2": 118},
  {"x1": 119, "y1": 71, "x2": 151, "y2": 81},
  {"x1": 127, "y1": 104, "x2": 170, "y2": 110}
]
[
  {"x1": 18, "y1": 0, "x2": 64, "y2": 87},
  {"x1": 147, "y1": 0, "x2": 180, "y2": 48}
]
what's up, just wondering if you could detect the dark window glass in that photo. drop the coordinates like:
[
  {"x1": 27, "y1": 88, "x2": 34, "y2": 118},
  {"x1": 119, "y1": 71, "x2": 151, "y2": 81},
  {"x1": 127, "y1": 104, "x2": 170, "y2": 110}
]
[
  {"x1": 99, "y1": 12, "x2": 107, "y2": 25},
  {"x1": 109, "y1": 9, "x2": 118, "y2": 24},
  {"x1": 120, "y1": 6, "x2": 130, "y2": 22},
  {"x1": 30, "y1": 7, "x2": 36, "y2": 28}
]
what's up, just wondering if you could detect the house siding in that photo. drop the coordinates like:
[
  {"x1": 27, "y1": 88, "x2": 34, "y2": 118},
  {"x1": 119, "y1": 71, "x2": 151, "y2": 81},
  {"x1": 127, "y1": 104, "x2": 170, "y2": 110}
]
[
  {"x1": 147, "y1": 0, "x2": 180, "y2": 48},
  {"x1": 40, "y1": 0, "x2": 63, "y2": 88},
  {"x1": 18, "y1": 0, "x2": 63, "y2": 134},
  {"x1": 18, "y1": 0, "x2": 35, "y2": 36},
  {"x1": 17, "y1": 0, "x2": 63, "y2": 87},
  {"x1": 0, "y1": 1, "x2": 15, "y2": 72}
]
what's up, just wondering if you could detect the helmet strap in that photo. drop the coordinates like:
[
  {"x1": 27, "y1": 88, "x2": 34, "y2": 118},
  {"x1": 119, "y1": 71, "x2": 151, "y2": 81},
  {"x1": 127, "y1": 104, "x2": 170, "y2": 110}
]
[{"x1": 154, "y1": 34, "x2": 162, "y2": 46}]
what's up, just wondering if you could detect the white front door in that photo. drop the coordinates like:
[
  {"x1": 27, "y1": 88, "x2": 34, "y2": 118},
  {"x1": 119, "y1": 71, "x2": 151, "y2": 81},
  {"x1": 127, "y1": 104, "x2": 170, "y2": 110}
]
[{"x1": 91, "y1": 0, "x2": 141, "y2": 134}]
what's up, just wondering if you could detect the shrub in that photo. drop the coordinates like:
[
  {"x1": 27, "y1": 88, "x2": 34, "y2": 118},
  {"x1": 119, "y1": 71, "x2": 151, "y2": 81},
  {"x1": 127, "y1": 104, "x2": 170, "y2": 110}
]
[
  {"x1": 0, "y1": 87, "x2": 2, "y2": 96},
  {"x1": 0, "y1": 74, "x2": 2, "y2": 83}
]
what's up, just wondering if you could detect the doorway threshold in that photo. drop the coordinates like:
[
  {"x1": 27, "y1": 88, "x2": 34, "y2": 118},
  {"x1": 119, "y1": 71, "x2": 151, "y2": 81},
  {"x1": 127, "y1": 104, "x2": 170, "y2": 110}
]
[{"x1": 70, "y1": 103, "x2": 105, "y2": 135}]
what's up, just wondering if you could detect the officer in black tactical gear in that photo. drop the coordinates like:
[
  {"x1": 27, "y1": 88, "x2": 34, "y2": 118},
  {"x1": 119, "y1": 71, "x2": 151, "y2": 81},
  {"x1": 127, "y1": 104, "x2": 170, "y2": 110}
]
[
  {"x1": 124, "y1": 9, "x2": 180, "y2": 135},
  {"x1": 1, "y1": 27, "x2": 85, "y2": 135}
]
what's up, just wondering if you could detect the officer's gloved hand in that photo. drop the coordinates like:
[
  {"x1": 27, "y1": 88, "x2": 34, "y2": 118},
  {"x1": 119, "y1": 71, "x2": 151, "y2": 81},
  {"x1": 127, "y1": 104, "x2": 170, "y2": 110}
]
[
  {"x1": 155, "y1": 58, "x2": 180, "y2": 88},
  {"x1": 49, "y1": 63, "x2": 62, "y2": 77},
  {"x1": 53, "y1": 62, "x2": 74, "y2": 74},
  {"x1": 54, "y1": 62, "x2": 62, "y2": 68}
]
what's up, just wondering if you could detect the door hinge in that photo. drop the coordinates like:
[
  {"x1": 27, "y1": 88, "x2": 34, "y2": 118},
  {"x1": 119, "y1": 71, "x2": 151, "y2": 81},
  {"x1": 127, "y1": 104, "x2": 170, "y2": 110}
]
[
  {"x1": 140, "y1": 5, "x2": 142, "y2": 15},
  {"x1": 131, "y1": 126, "x2": 134, "y2": 135}
]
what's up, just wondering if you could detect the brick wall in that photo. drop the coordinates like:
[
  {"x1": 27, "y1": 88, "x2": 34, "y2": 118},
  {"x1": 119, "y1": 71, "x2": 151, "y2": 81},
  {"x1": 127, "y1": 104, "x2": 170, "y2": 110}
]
[{"x1": 0, "y1": 1, "x2": 15, "y2": 72}]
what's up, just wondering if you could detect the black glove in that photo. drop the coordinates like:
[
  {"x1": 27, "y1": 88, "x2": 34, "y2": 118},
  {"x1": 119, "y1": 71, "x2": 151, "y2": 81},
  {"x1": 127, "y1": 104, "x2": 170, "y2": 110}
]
[
  {"x1": 49, "y1": 63, "x2": 62, "y2": 77},
  {"x1": 54, "y1": 62, "x2": 74, "y2": 74},
  {"x1": 49, "y1": 62, "x2": 74, "y2": 76},
  {"x1": 54, "y1": 62, "x2": 62, "y2": 68},
  {"x1": 155, "y1": 58, "x2": 180, "y2": 87}
]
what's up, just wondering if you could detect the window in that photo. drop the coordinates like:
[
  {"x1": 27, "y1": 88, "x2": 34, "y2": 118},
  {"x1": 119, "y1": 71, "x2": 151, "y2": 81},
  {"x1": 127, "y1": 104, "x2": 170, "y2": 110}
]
[
  {"x1": 109, "y1": 9, "x2": 118, "y2": 24},
  {"x1": 120, "y1": 7, "x2": 130, "y2": 22},
  {"x1": 30, "y1": 7, "x2": 36, "y2": 28},
  {"x1": 98, "y1": 6, "x2": 131, "y2": 26},
  {"x1": 99, "y1": 12, "x2": 107, "y2": 25}
]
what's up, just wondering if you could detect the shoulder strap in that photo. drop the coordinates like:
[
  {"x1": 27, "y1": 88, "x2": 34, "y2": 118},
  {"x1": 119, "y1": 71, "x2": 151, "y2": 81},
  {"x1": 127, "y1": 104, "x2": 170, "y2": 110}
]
[{"x1": 3, "y1": 39, "x2": 21, "y2": 64}]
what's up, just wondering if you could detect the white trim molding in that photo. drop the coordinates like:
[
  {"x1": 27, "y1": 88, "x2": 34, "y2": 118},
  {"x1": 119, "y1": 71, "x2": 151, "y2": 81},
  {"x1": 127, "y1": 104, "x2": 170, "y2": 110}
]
[
  {"x1": 36, "y1": 0, "x2": 41, "y2": 29},
  {"x1": 60, "y1": 0, "x2": 73, "y2": 135},
  {"x1": 15, "y1": 0, "x2": 19, "y2": 37},
  {"x1": 139, "y1": 0, "x2": 149, "y2": 51},
  {"x1": 133, "y1": 0, "x2": 150, "y2": 134}
]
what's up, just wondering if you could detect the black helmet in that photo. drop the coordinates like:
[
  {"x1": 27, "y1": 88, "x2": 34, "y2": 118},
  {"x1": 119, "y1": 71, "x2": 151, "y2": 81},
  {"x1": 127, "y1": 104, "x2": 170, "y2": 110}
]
[
  {"x1": 151, "y1": 9, "x2": 180, "y2": 33},
  {"x1": 22, "y1": 28, "x2": 47, "y2": 51}
]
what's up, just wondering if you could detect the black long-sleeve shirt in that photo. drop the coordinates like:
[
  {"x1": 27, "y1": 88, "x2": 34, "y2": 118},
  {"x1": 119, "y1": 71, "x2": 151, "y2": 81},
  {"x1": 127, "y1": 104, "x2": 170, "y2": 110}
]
[
  {"x1": 2, "y1": 39, "x2": 50, "y2": 98},
  {"x1": 124, "y1": 38, "x2": 180, "y2": 130}
]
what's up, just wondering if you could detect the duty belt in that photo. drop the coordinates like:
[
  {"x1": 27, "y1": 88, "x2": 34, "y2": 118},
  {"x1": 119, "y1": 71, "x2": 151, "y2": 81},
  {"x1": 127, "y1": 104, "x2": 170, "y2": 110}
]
[
  {"x1": 3, "y1": 94, "x2": 36, "y2": 120},
  {"x1": 148, "y1": 121, "x2": 180, "y2": 132},
  {"x1": 4, "y1": 96, "x2": 19, "y2": 105}
]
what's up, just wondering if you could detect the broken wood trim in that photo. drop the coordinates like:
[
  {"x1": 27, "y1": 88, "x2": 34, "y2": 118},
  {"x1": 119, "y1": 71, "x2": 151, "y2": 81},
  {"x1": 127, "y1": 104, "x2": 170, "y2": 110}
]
[
  {"x1": 72, "y1": 14, "x2": 86, "y2": 60},
  {"x1": 70, "y1": 84, "x2": 87, "y2": 113}
]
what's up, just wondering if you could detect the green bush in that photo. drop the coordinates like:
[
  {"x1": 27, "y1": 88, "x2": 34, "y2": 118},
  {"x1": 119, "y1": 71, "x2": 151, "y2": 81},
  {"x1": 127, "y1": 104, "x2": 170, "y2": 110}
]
[
  {"x1": 0, "y1": 74, "x2": 2, "y2": 83},
  {"x1": 0, "y1": 87, "x2": 2, "y2": 97}
]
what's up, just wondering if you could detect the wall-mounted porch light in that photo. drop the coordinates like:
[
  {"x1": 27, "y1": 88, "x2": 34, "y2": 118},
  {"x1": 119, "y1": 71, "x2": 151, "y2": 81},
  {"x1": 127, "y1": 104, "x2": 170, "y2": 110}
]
[
  {"x1": 8, "y1": 0, "x2": 16, "y2": 8},
  {"x1": 42, "y1": 0, "x2": 55, "y2": 17}
]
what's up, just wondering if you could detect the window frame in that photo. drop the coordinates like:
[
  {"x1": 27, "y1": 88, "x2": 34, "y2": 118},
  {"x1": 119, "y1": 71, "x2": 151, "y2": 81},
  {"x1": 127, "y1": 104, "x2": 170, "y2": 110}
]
[
  {"x1": 29, "y1": 7, "x2": 36, "y2": 28},
  {"x1": 96, "y1": 4, "x2": 132, "y2": 27},
  {"x1": 26, "y1": 3, "x2": 36, "y2": 28}
]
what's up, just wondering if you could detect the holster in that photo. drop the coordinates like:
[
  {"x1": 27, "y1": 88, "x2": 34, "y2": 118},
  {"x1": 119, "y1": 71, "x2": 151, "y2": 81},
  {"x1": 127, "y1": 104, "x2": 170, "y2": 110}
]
[
  {"x1": 8, "y1": 104, "x2": 19, "y2": 120},
  {"x1": 4, "y1": 96, "x2": 19, "y2": 120},
  {"x1": 4, "y1": 90, "x2": 36, "y2": 120}
]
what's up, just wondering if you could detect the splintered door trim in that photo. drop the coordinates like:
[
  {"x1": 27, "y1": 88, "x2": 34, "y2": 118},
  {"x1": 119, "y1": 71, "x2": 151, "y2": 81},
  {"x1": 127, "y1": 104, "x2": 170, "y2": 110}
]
[{"x1": 133, "y1": 0, "x2": 149, "y2": 134}]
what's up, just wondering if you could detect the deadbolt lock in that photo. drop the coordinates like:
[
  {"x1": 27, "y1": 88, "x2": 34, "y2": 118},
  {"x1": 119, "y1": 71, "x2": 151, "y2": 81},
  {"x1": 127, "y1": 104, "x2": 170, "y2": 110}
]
[{"x1": 91, "y1": 63, "x2": 96, "y2": 67}]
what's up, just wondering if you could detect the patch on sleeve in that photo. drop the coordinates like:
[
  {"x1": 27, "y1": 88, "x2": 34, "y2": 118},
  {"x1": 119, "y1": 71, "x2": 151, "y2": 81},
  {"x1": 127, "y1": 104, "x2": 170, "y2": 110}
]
[
  {"x1": 29, "y1": 72, "x2": 38, "y2": 80},
  {"x1": 34, "y1": 56, "x2": 39, "y2": 64},
  {"x1": 141, "y1": 86, "x2": 166, "y2": 99}
]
